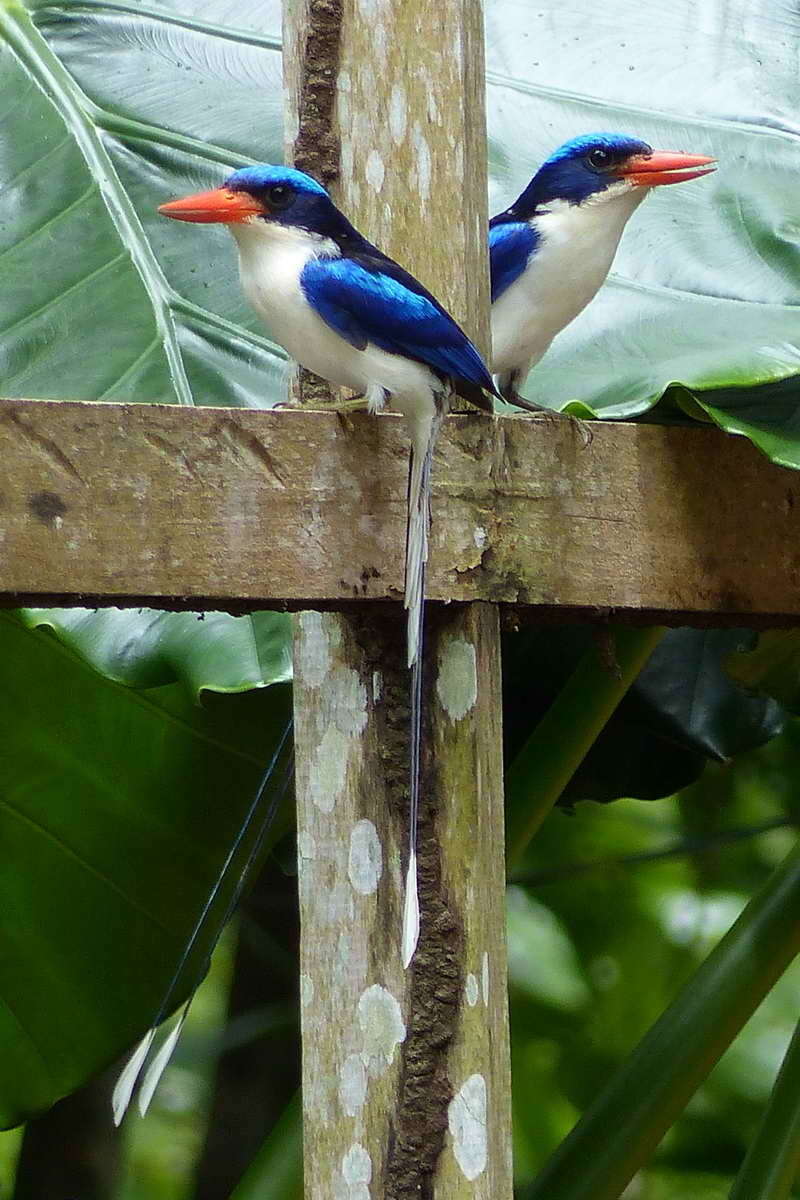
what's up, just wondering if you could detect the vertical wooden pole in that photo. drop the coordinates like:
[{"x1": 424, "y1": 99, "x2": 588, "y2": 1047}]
[{"x1": 286, "y1": 0, "x2": 512, "y2": 1194}]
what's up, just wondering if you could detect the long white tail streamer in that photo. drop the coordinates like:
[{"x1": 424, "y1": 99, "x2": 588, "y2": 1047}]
[
  {"x1": 112, "y1": 1028, "x2": 156, "y2": 1126},
  {"x1": 111, "y1": 718, "x2": 294, "y2": 1123},
  {"x1": 137, "y1": 1005, "x2": 190, "y2": 1117},
  {"x1": 402, "y1": 404, "x2": 445, "y2": 968}
]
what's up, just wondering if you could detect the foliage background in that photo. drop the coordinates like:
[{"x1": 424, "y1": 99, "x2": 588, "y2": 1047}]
[{"x1": 0, "y1": 0, "x2": 798, "y2": 1193}]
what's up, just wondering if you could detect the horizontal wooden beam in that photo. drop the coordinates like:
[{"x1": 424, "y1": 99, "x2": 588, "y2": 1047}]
[{"x1": 2, "y1": 397, "x2": 799, "y2": 621}]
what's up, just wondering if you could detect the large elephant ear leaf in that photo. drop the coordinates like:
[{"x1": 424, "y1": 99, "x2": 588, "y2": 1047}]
[
  {"x1": 0, "y1": 0, "x2": 286, "y2": 408},
  {"x1": 17, "y1": 608, "x2": 293, "y2": 697},
  {"x1": 0, "y1": 612, "x2": 293, "y2": 1128},
  {"x1": 485, "y1": 0, "x2": 800, "y2": 468}
]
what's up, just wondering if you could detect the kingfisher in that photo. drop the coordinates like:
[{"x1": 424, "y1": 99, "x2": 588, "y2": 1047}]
[
  {"x1": 159, "y1": 165, "x2": 496, "y2": 670},
  {"x1": 489, "y1": 133, "x2": 716, "y2": 410},
  {"x1": 157, "y1": 166, "x2": 496, "y2": 987}
]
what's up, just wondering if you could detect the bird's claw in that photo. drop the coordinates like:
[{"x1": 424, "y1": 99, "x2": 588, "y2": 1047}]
[{"x1": 506, "y1": 392, "x2": 593, "y2": 447}]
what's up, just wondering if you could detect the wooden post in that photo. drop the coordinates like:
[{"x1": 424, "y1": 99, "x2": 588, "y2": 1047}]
[{"x1": 285, "y1": 0, "x2": 513, "y2": 1194}]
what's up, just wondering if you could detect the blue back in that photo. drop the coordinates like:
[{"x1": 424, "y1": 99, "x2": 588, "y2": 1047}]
[
  {"x1": 302, "y1": 255, "x2": 495, "y2": 396},
  {"x1": 488, "y1": 222, "x2": 540, "y2": 303},
  {"x1": 225, "y1": 163, "x2": 495, "y2": 399}
]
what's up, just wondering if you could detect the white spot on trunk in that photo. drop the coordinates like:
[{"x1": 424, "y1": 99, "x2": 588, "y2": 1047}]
[
  {"x1": 348, "y1": 820, "x2": 383, "y2": 894},
  {"x1": 297, "y1": 831, "x2": 314, "y2": 860},
  {"x1": 437, "y1": 638, "x2": 478, "y2": 721},
  {"x1": 334, "y1": 668, "x2": 369, "y2": 737},
  {"x1": 372, "y1": 23, "x2": 387, "y2": 66},
  {"x1": 449, "y1": 1074, "x2": 487, "y2": 1181},
  {"x1": 300, "y1": 973, "x2": 314, "y2": 1007},
  {"x1": 311, "y1": 726, "x2": 350, "y2": 811},
  {"x1": 339, "y1": 1053, "x2": 368, "y2": 1115},
  {"x1": 341, "y1": 136, "x2": 354, "y2": 182},
  {"x1": 482, "y1": 951, "x2": 490, "y2": 1005},
  {"x1": 337, "y1": 927, "x2": 368, "y2": 979},
  {"x1": 465, "y1": 973, "x2": 479, "y2": 1006},
  {"x1": 358, "y1": 985, "x2": 406, "y2": 1076},
  {"x1": 412, "y1": 123, "x2": 432, "y2": 200},
  {"x1": 297, "y1": 612, "x2": 330, "y2": 687},
  {"x1": 372, "y1": 670, "x2": 382, "y2": 702},
  {"x1": 338, "y1": 1143, "x2": 372, "y2": 1199},
  {"x1": 389, "y1": 84, "x2": 407, "y2": 143},
  {"x1": 473, "y1": 525, "x2": 488, "y2": 549},
  {"x1": 365, "y1": 150, "x2": 385, "y2": 193}
]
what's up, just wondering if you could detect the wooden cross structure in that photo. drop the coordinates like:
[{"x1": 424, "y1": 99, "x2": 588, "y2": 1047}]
[{"x1": 2, "y1": 0, "x2": 799, "y2": 1195}]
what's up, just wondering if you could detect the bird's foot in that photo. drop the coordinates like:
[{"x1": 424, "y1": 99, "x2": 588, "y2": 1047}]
[{"x1": 505, "y1": 391, "x2": 593, "y2": 447}]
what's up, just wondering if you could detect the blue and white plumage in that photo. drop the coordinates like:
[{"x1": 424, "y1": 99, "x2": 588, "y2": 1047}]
[
  {"x1": 202, "y1": 167, "x2": 495, "y2": 681},
  {"x1": 489, "y1": 134, "x2": 715, "y2": 407},
  {"x1": 107, "y1": 165, "x2": 498, "y2": 1123},
  {"x1": 202, "y1": 169, "x2": 496, "y2": 977}
]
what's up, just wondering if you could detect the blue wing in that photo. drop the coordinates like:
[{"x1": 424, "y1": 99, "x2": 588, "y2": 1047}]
[
  {"x1": 489, "y1": 220, "x2": 539, "y2": 303},
  {"x1": 300, "y1": 253, "x2": 495, "y2": 395}
]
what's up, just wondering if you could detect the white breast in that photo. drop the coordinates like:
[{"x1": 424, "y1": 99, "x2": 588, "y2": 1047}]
[
  {"x1": 491, "y1": 188, "x2": 645, "y2": 376},
  {"x1": 230, "y1": 219, "x2": 440, "y2": 407}
]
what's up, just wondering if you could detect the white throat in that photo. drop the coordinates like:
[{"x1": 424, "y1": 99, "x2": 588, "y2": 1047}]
[{"x1": 490, "y1": 184, "x2": 647, "y2": 378}]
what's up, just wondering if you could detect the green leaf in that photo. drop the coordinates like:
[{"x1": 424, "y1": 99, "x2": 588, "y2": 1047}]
[
  {"x1": 505, "y1": 626, "x2": 666, "y2": 865},
  {"x1": 17, "y1": 608, "x2": 292, "y2": 697},
  {"x1": 507, "y1": 887, "x2": 589, "y2": 1011},
  {"x1": 522, "y1": 840, "x2": 800, "y2": 1200},
  {"x1": 726, "y1": 631, "x2": 800, "y2": 716},
  {"x1": 0, "y1": 612, "x2": 292, "y2": 1127},
  {"x1": 504, "y1": 628, "x2": 786, "y2": 817},
  {"x1": 729, "y1": 1019, "x2": 800, "y2": 1200},
  {"x1": 0, "y1": 0, "x2": 286, "y2": 408},
  {"x1": 486, "y1": 0, "x2": 800, "y2": 465},
  {"x1": 230, "y1": 1091, "x2": 303, "y2": 1200}
]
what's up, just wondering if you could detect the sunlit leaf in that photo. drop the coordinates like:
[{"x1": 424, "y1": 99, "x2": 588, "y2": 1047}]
[{"x1": 485, "y1": 0, "x2": 800, "y2": 466}]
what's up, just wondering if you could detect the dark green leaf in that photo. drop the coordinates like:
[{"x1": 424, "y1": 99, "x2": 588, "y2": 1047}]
[
  {"x1": 729, "y1": 1019, "x2": 800, "y2": 1200},
  {"x1": 726, "y1": 631, "x2": 800, "y2": 716},
  {"x1": 522, "y1": 841, "x2": 800, "y2": 1200},
  {"x1": 229, "y1": 1091, "x2": 303, "y2": 1200},
  {"x1": 504, "y1": 628, "x2": 784, "y2": 812},
  {"x1": 0, "y1": 612, "x2": 291, "y2": 1127}
]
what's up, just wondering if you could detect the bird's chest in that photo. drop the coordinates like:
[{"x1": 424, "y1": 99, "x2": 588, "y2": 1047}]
[
  {"x1": 235, "y1": 230, "x2": 324, "y2": 353},
  {"x1": 232, "y1": 224, "x2": 364, "y2": 389},
  {"x1": 492, "y1": 202, "x2": 628, "y2": 368}
]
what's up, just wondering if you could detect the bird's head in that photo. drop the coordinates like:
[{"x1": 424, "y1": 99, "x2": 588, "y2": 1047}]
[
  {"x1": 513, "y1": 133, "x2": 715, "y2": 215},
  {"x1": 158, "y1": 165, "x2": 337, "y2": 235}
]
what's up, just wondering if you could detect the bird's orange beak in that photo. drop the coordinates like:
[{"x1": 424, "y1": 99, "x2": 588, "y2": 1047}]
[
  {"x1": 158, "y1": 187, "x2": 264, "y2": 223},
  {"x1": 616, "y1": 151, "x2": 716, "y2": 187}
]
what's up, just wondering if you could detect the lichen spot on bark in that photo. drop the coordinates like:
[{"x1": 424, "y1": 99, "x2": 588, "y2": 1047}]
[
  {"x1": 339, "y1": 1053, "x2": 368, "y2": 1116},
  {"x1": 357, "y1": 984, "x2": 406, "y2": 1077},
  {"x1": 448, "y1": 1074, "x2": 488, "y2": 1181},
  {"x1": 297, "y1": 611, "x2": 330, "y2": 687},
  {"x1": 436, "y1": 637, "x2": 478, "y2": 721},
  {"x1": 348, "y1": 819, "x2": 383, "y2": 895},
  {"x1": 337, "y1": 1143, "x2": 372, "y2": 1200}
]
